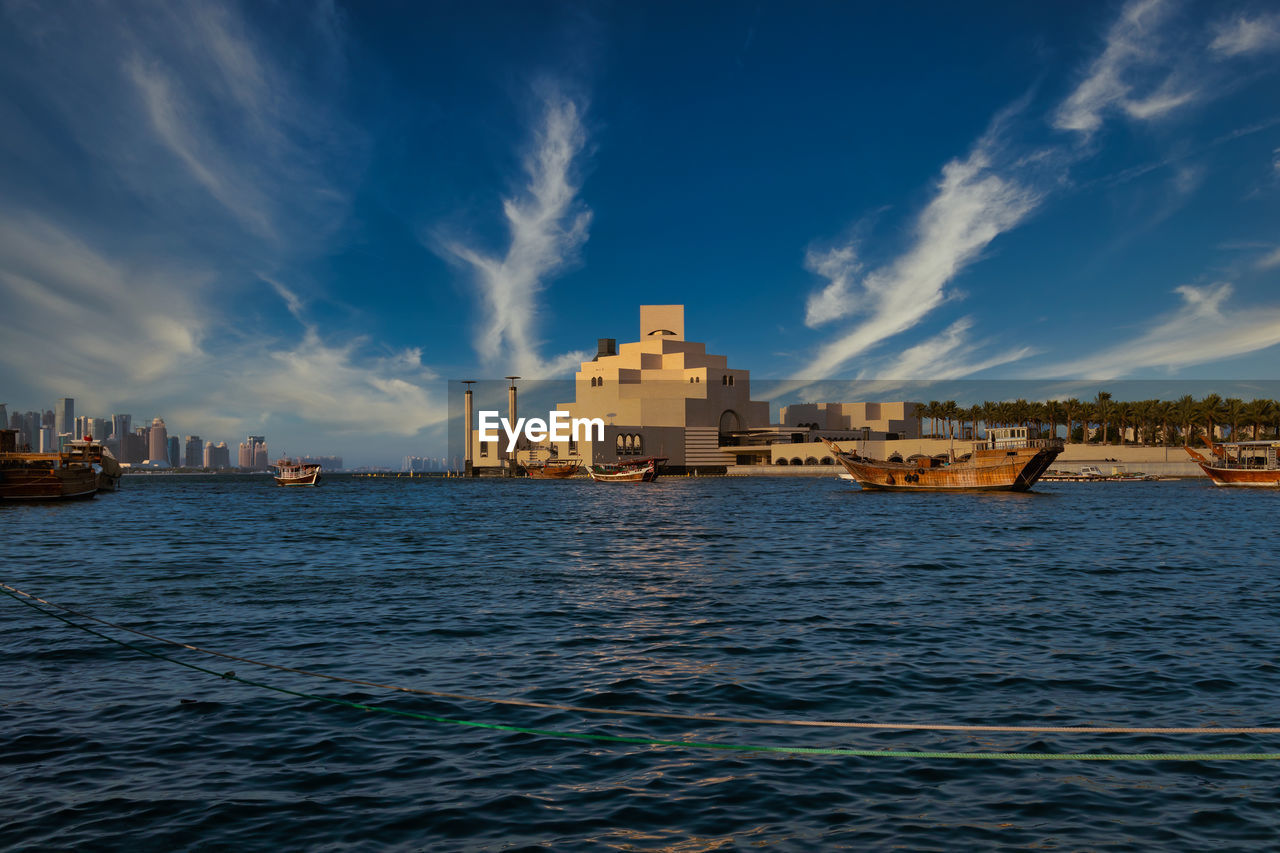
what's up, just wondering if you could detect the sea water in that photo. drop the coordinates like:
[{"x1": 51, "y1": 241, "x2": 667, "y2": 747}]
[{"x1": 3, "y1": 475, "x2": 1279, "y2": 849}]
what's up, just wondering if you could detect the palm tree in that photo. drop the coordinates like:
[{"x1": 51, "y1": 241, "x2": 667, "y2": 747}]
[
  {"x1": 1199, "y1": 394, "x2": 1225, "y2": 445},
  {"x1": 1045, "y1": 400, "x2": 1063, "y2": 441},
  {"x1": 1094, "y1": 391, "x2": 1113, "y2": 445},
  {"x1": 981, "y1": 400, "x2": 999, "y2": 438},
  {"x1": 1154, "y1": 399, "x2": 1172, "y2": 446},
  {"x1": 943, "y1": 400, "x2": 959, "y2": 440},
  {"x1": 1223, "y1": 398, "x2": 1246, "y2": 441},
  {"x1": 1173, "y1": 394, "x2": 1197, "y2": 446},
  {"x1": 1062, "y1": 398, "x2": 1081, "y2": 444},
  {"x1": 1245, "y1": 398, "x2": 1276, "y2": 440},
  {"x1": 926, "y1": 400, "x2": 941, "y2": 438},
  {"x1": 912, "y1": 403, "x2": 926, "y2": 439},
  {"x1": 1079, "y1": 402, "x2": 1096, "y2": 443}
]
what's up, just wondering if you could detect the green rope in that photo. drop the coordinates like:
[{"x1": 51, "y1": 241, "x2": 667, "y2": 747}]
[{"x1": 7, "y1": 589, "x2": 1280, "y2": 761}]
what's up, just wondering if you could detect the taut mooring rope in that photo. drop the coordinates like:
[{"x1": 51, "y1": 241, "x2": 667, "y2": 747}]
[{"x1": 5, "y1": 583, "x2": 1280, "y2": 760}]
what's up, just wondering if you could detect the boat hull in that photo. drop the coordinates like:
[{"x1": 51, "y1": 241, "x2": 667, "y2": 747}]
[
  {"x1": 833, "y1": 446, "x2": 1062, "y2": 492},
  {"x1": 585, "y1": 457, "x2": 665, "y2": 483},
  {"x1": 1185, "y1": 444, "x2": 1280, "y2": 486},
  {"x1": 525, "y1": 462, "x2": 581, "y2": 479},
  {"x1": 0, "y1": 463, "x2": 98, "y2": 500},
  {"x1": 274, "y1": 470, "x2": 320, "y2": 486},
  {"x1": 1193, "y1": 464, "x2": 1280, "y2": 487}
]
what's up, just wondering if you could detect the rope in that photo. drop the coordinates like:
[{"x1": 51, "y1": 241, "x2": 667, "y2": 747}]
[{"x1": 5, "y1": 584, "x2": 1280, "y2": 760}]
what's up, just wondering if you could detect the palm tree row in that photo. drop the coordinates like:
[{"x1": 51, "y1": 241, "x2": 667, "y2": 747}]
[{"x1": 912, "y1": 395, "x2": 1280, "y2": 446}]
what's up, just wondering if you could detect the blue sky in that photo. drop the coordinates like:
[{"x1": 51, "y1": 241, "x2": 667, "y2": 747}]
[{"x1": 1, "y1": 0, "x2": 1278, "y2": 465}]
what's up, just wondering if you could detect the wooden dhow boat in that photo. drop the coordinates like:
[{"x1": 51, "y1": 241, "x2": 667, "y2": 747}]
[
  {"x1": 273, "y1": 457, "x2": 321, "y2": 487},
  {"x1": 585, "y1": 456, "x2": 666, "y2": 483},
  {"x1": 1185, "y1": 438, "x2": 1280, "y2": 486},
  {"x1": 0, "y1": 429, "x2": 98, "y2": 501},
  {"x1": 523, "y1": 458, "x2": 582, "y2": 479},
  {"x1": 823, "y1": 428, "x2": 1063, "y2": 492}
]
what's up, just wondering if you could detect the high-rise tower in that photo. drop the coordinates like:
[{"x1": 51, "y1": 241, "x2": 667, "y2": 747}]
[
  {"x1": 56, "y1": 398, "x2": 74, "y2": 436},
  {"x1": 149, "y1": 417, "x2": 169, "y2": 464}
]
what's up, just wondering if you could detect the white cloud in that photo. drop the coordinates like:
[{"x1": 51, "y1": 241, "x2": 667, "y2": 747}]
[
  {"x1": 1257, "y1": 246, "x2": 1280, "y2": 269},
  {"x1": 1053, "y1": 0, "x2": 1196, "y2": 136},
  {"x1": 1210, "y1": 12, "x2": 1280, "y2": 56},
  {"x1": 0, "y1": 3, "x2": 431, "y2": 464},
  {"x1": 0, "y1": 216, "x2": 209, "y2": 395},
  {"x1": 800, "y1": 123, "x2": 1042, "y2": 378},
  {"x1": 803, "y1": 245, "x2": 862, "y2": 327},
  {"x1": 437, "y1": 87, "x2": 593, "y2": 377},
  {"x1": 1038, "y1": 283, "x2": 1280, "y2": 378},
  {"x1": 867, "y1": 317, "x2": 1036, "y2": 380}
]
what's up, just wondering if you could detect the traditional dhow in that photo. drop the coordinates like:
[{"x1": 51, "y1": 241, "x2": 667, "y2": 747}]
[
  {"x1": 273, "y1": 457, "x2": 321, "y2": 487},
  {"x1": 585, "y1": 456, "x2": 666, "y2": 483},
  {"x1": 823, "y1": 428, "x2": 1063, "y2": 492},
  {"x1": 1185, "y1": 438, "x2": 1280, "y2": 486},
  {"x1": 523, "y1": 459, "x2": 582, "y2": 479},
  {"x1": 0, "y1": 429, "x2": 98, "y2": 501}
]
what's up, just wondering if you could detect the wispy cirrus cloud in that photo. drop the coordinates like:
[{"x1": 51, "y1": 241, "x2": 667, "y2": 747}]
[
  {"x1": 868, "y1": 318, "x2": 1036, "y2": 381},
  {"x1": 1052, "y1": 0, "x2": 1195, "y2": 137},
  {"x1": 1210, "y1": 12, "x2": 1280, "y2": 57},
  {"x1": 435, "y1": 87, "x2": 593, "y2": 377},
  {"x1": 799, "y1": 0, "x2": 1280, "y2": 383},
  {"x1": 1038, "y1": 283, "x2": 1280, "y2": 379},
  {"x1": 0, "y1": 2, "x2": 438, "y2": 462},
  {"x1": 800, "y1": 115, "x2": 1043, "y2": 378}
]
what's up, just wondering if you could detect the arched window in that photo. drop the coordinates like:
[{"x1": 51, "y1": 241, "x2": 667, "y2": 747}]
[
  {"x1": 633, "y1": 433, "x2": 643, "y2": 454},
  {"x1": 790, "y1": 457, "x2": 803, "y2": 466},
  {"x1": 721, "y1": 375, "x2": 728, "y2": 385},
  {"x1": 591, "y1": 376, "x2": 597, "y2": 387},
  {"x1": 821, "y1": 457, "x2": 834, "y2": 465},
  {"x1": 729, "y1": 376, "x2": 735, "y2": 386},
  {"x1": 804, "y1": 456, "x2": 818, "y2": 465},
  {"x1": 776, "y1": 458, "x2": 788, "y2": 465},
  {"x1": 616, "y1": 434, "x2": 625, "y2": 454}
]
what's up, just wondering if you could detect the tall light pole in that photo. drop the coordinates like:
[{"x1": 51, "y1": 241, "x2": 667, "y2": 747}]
[
  {"x1": 462, "y1": 380, "x2": 475, "y2": 477},
  {"x1": 505, "y1": 376, "x2": 520, "y2": 477}
]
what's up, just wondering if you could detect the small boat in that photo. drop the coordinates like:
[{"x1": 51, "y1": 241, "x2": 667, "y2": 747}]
[
  {"x1": 523, "y1": 458, "x2": 582, "y2": 479},
  {"x1": 1185, "y1": 438, "x2": 1280, "y2": 487},
  {"x1": 0, "y1": 429, "x2": 98, "y2": 500},
  {"x1": 273, "y1": 457, "x2": 321, "y2": 487},
  {"x1": 585, "y1": 456, "x2": 667, "y2": 483},
  {"x1": 824, "y1": 428, "x2": 1063, "y2": 492}
]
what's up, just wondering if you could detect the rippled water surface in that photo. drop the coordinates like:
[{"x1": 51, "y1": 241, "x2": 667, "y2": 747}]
[{"x1": 3, "y1": 474, "x2": 1280, "y2": 850}]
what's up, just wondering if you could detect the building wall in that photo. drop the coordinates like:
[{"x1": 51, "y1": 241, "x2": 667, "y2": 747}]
[{"x1": 471, "y1": 305, "x2": 772, "y2": 470}]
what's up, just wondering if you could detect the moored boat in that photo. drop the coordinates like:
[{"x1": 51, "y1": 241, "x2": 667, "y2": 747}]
[
  {"x1": 1185, "y1": 438, "x2": 1280, "y2": 486},
  {"x1": 523, "y1": 458, "x2": 582, "y2": 479},
  {"x1": 585, "y1": 456, "x2": 666, "y2": 483},
  {"x1": 273, "y1": 457, "x2": 321, "y2": 487},
  {"x1": 0, "y1": 429, "x2": 98, "y2": 501},
  {"x1": 63, "y1": 437, "x2": 123, "y2": 492},
  {"x1": 823, "y1": 428, "x2": 1063, "y2": 492}
]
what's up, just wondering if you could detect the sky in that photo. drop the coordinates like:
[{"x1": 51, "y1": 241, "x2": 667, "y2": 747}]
[{"x1": 1, "y1": 0, "x2": 1278, "y2": 466}]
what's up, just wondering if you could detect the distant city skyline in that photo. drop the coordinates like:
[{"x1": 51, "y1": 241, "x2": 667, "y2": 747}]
[{"x1": 1, "y1": 1, "x2": 1277, "y2": 466}]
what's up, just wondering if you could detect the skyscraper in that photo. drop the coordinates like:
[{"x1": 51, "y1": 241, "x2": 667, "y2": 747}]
[
  {"x1": 56, "y1": 398, "x2": 74, "y2": 436},
  {"x1": 239, "y1": 435, "x2": 267, "y2": 470},
  {"x1": 167, "y1": 436, "x2": 180, "y2": 468},
  {"x1": 111, "y1": 414, "x2": 131, "y2": 441},
  {"x1": 186, "y1": 436, "x2": 203, "y2": 468},
  {"x1": 149, "y1": 417, "x2": 169, "y2": 464}
]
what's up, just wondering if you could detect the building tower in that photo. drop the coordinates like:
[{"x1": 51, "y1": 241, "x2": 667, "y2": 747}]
[
  {"x1": 149, "y1": 417, "x2": 169, "y2": 464},
  {"x1": 56, "y1": 398, "x2": 74, "y2": 437}
]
